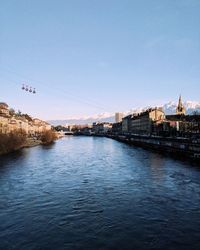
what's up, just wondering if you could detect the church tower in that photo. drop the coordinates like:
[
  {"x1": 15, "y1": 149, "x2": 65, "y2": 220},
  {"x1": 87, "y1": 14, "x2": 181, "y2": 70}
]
[{"x1": 176, "y1": 95, "x2": 186, "y2": 115}]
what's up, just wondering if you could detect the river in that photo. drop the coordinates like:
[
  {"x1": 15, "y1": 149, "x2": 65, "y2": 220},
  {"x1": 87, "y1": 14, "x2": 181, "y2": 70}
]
[{"x1": 0, "y1": 136, "x2": 200, "y2": 250}]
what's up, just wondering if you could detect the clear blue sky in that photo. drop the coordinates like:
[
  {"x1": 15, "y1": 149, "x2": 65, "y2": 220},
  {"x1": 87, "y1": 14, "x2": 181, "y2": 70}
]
[{"x1": 1, "y1": 0, "x2": 200, "y2": 120}]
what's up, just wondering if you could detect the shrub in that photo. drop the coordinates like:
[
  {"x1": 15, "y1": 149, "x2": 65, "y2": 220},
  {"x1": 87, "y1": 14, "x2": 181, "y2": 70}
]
[
  {"x1": 40, "y1": 130, "x2": 57, "y2": 145},
  {"x1": 0, "y1": 129, "x2": 26, "y2": 155}
]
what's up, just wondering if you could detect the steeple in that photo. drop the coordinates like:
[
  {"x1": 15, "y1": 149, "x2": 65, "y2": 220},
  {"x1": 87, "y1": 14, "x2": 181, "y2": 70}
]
[
  {"x1": 178, "y1": 95, "x2": 182, "y2": 107},
  {"x1": 176, "y1": 95, "x2": 186, "y2": 115}
]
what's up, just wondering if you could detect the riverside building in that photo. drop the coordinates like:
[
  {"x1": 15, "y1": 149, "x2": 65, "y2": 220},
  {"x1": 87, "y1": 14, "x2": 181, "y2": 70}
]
[
  {"x1": 121, "y1": 108, "x2": 165, "y2": 135},
  {"x1": 115, "y1": 112, "x2": 124, "y2": 123},
  {"x1": 0, "y1": 102, "x2": 52, "y2": 135}
]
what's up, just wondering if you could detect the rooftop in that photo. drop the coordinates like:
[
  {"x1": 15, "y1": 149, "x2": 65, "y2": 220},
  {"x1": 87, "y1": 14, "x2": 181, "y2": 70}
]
[{"x1": 0, "y1": 102, "x2": 9, "y2": 109}]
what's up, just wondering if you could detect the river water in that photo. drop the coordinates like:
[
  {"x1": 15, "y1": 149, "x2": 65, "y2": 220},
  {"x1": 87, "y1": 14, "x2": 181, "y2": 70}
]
[{"x1": 0, "y1": 136, "x2": 200, "y2": 250}]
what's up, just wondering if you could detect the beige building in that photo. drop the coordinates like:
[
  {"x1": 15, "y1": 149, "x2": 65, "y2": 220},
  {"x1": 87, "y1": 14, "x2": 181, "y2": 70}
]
[
  {"x1": 0, "y1": 102, "x2": 51, "y2": 135},
  {"x1": 31, "y1": 119, "x2": 52, "y2": 134},
  {"x1": 15, "y1": 117, "x2": 29, "y2": 134},
  {"x1": 131, "y1": 107, "x2": 165, "y2": 135},
  {"x1": 115, "y1": 112, "x2": 124, "y2": 123},
  {"x1": 0, "y1": 103, "x2": 10, "y2": 133},
  {"x1": 0, "y1": 116, "x2": 10, "y2": 134},
  {"x1": 0, "y1": 103, "x2": 9, "y2": 116}
]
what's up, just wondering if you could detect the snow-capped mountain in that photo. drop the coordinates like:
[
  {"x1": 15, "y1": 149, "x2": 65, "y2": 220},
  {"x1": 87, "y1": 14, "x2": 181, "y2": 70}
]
[
  {"x1": 163, "y1": 101, "x2": 200, "y2": 115},
  {"x1": 48, "y1": 112, "x2": 115, "y2": 126},
  {"x1": 48, "y1": 101, "x2": 200, "y2": 126}
]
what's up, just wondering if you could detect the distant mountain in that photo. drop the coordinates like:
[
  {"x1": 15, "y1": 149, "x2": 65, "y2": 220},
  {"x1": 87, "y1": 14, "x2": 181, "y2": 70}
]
[
  {"x1": 48, "y1": 101, "x2": 200, "y2": 126},
  {"x1": 48, "y1": 113, "x2": 115, "y2": 126},
  {"x1": 163, "y1": 101, "x2": 200, "y2": 115}
]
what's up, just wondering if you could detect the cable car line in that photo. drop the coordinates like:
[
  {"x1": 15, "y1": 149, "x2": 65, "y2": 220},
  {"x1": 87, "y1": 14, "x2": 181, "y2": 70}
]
[
  {"x1": 0, "y1": 66, "x2": 112, "y2": 111},
  {"x1": 1, "y1": 75, "x2": 111, "y2": 112}
]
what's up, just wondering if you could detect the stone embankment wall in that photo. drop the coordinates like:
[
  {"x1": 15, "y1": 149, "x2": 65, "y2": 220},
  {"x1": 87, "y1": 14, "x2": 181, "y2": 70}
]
[{"x1": 107, "y1": 134, "x2": 200, "y2": 161}]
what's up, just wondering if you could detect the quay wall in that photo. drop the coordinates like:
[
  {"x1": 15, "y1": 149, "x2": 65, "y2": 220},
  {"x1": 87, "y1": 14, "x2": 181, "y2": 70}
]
[{"x1": 107, "y1": 134, "x2": 200, "y2": 161}]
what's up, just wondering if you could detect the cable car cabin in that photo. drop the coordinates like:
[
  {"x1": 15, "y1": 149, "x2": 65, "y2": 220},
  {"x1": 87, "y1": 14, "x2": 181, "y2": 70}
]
[{"x1": 21, "y1": 84, "x2": 36, "y2": 94}]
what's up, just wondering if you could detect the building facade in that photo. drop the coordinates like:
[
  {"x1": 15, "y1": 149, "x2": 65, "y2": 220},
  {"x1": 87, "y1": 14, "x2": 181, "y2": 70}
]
[
  {"x1": 0, "y1": 102, "x2": 52, "y2": 135},
  {"x1": 130, "y1": 108, "x2": 165, "y2": 135},
  {"x1": 93, "y1": 122, "x2": 112, "y2": 135},
  {"x1": 0, "y1": 103, "x2": 9, "y2": 116},
  {"x1": 115, "y1": 112, "x2": 124, "y2": 123},
  {"x1": 122, "y1": 115, "x2": 132, "y2": 134}
]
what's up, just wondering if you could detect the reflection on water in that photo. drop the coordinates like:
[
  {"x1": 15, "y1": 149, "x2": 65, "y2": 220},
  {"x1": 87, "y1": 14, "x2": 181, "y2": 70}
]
[
  {"x1": 0, "y1": 149, "x2": 29, "y2": 170},
  {"x1": 41, "y1": 142, "x2": 56, "y2": 150},
  {"x1": 0, "y1": 136, "x2": 200, "y2": 250}
]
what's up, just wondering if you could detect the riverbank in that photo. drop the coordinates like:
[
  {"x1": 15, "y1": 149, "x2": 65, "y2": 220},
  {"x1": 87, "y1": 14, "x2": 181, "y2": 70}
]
[
  {"x1": 0, "y1": 130, "x2": 59, "y2": 156},
  {"x1": 23, "y1": 138, "x2": 42, "y2": 148},
  {"x1": 74, "y1": 132, "x2": 200, "y2": 163},
  {"x1": 0, "y1": 137, "x2": 42, "y2": 156},
  {"x1": 107, "y1": 134, "x2": 200, "y2": 163}
]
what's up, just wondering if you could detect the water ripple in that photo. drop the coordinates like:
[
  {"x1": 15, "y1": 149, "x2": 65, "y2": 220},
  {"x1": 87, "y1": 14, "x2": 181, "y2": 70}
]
[{"x1": 0, "y1": 137, "x2": 200, "y2": 250}]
